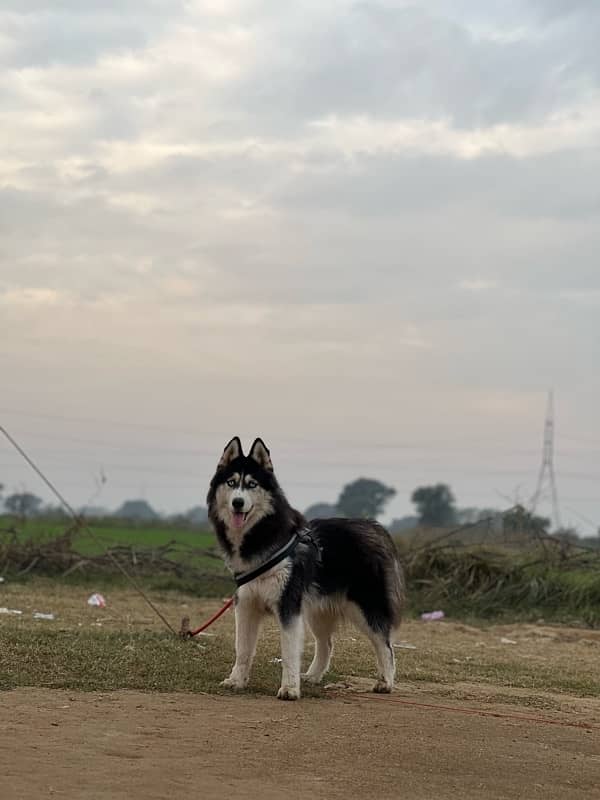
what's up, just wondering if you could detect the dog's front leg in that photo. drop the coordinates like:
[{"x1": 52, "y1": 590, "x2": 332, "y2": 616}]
[
  {"x1": 276, "y1": 614, "x2": 304, "y2": 700},
  {"x1": 221, "y1": 595, "x2": 262, "y2": 690}
]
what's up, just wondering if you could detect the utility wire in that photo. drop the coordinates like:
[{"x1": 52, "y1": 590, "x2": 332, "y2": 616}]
[{"x1": 0, "y1": 425, "x2": 177, "y2": 635}]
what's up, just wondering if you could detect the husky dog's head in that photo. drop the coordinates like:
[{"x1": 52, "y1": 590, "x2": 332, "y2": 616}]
[{"x1": 207, "y1": 437, "x2": 277, "y2": 537}]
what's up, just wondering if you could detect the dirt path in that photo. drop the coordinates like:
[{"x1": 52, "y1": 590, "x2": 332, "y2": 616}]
[{"x1": 2, "y1": 687, "x2": 599, "y2": 800}]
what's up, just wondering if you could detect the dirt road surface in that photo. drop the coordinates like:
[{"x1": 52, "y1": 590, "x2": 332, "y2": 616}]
[{"x1": 2, "y1": 687, "x2": 599, "y2": 800}]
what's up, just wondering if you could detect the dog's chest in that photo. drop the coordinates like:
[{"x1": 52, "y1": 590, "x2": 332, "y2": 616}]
[{"x1": 238, "y1": 561, "x2": 291, "y2": 612}]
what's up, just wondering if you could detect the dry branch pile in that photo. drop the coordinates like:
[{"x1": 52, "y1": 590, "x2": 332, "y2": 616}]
[{"x1": 0, "y1": 524, "x2": 231, "y2": 588}]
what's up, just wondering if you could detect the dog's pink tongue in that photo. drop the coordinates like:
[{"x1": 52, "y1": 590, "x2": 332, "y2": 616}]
[{"x1": 232, "y1": 512, "x2": 246, "y2": 529}]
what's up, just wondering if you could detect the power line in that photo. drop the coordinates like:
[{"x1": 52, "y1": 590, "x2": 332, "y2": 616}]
[
  {"x1": 4, "y1": 407, "x2": 600, "y2": 457},
  {"x1": 5, "y1": 425, "x2": 600, "y2": 467},
  {"x1": 3, "y1": 457, "x2": 600, "y2": 484},
  {"x1": 0, "y1": 424, "x2": 177, "y2": 635},
  {"x1": 564, "y1": 505, "x2": 599, "y2": 533}
]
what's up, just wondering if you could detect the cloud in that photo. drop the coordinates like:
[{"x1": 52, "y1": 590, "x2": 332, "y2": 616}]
[
  {"x1": 0, "y1": 287, "x2": 65, "y2": 306},
  {"x1": 1, "y1": 0, "x2": 599, "y2": 520},
  {"x1": 229, "y1": 2, "x2": 600, "y2": 130},
  {"x1": 307, "y1": 105, "x2": 600, "y2": 159},
  {"x1": 459, "y1": 280, "x2": 499, "y2": 292}
]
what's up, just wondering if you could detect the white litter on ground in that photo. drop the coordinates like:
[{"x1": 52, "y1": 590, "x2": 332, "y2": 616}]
[
  {"x1": 421, "y1": 610, "x2": 445, "y2": 621},
  {"x1": 87, "y1": 593, "x2": 107, "y2": 608}
]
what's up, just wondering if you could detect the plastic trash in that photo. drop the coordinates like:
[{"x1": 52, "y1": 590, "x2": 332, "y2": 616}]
[
  {"x1": 421, "y1": 610, "x2": 445, "y2": 621},
  {"x1": 393, "y1": 642, "x2": 417, "y2": 650},
  {"x1": 87, "y1": 593, "x2": 106, "y2": 608},
  {"x1": 500, "y1": 637, "x2": 517, "y2": 645},
  {"x1": 33, "y1": 612, "x2": 55, "y2": 620},
  {"x1": 0, "y1": 607, "x2": 22, "y2": 615}
]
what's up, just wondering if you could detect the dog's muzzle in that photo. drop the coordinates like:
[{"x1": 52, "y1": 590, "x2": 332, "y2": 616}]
[{"x1": 231, "y1": 498, "x2": 250, "y2": 528}]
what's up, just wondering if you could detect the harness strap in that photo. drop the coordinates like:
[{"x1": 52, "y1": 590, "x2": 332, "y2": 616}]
[{"x1": 234, "y1": 534, "x2": 299, "y2": 588}]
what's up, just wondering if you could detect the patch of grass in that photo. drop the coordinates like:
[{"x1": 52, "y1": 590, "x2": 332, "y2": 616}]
[
  {"x1": 4, "y1": 570, "x2": 234, "y2": 599},
  {"x1": 1, "y1": 624, "x2": 598, "y2": 699},
  {"x1": 5, "y1": 517, "x2": 215, "y2": 559},
  {"x1": 4, "y1": 520, "x2": 600, "y2": 629},
  {"x1": 0, "y1": 627, "x2": 321, "y2": 697},
  {"x1": 0, "y1": 517, "x2": 229, "y2": 593},
  {"x1": 406, "y1": 547, "x2": 600, "y2": 626},
  {"x1": 0, "y1": 628, "x2": 226, "y2": 693},
  {"x1": 2, "y1": 580, "x2": 600, "y2": 701},
  {"x1": 331, "y1": 643, "x2": 600, "y2": 698}
]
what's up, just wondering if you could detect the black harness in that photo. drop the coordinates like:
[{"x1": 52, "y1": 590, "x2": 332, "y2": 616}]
[{"x1": 233, "y1": 526, "x2": 320, "y2": 589}]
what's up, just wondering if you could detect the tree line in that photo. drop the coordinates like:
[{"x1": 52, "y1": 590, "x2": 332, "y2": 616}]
[
  {"x1": 1, "y1": 478, "x2": 595, "y2": 540},
  {"x1": 305, "y1": 478, "x2": 464, "y2": 528}
]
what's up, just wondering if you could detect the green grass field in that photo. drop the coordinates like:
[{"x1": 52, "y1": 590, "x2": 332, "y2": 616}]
[
  {"x1": 1, "y1": 580, "x2": 600, "y2": 699},
  {"x1": 4, "y1": 517, "x2": 215, "y2": 555},
  {"x1": 2, "y1": 517, "x2": 600, "y2": 701},
  {"x1": 3, "y1": 515, "x2": 600, "y2": 624}
]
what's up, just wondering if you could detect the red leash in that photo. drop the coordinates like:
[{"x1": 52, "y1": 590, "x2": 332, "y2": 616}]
[{"x1": 179, "y1": 597, "x2": 234, "y2": 638}]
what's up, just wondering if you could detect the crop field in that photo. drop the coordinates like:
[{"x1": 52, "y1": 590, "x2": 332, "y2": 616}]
[{"x1": 3, "y1": 517, "x2": 215, "y2": 556}]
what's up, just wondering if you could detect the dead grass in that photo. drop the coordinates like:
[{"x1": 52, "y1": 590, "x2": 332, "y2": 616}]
[{"x1": 2, "y1": 579, "x2": 600, "y2": 702}]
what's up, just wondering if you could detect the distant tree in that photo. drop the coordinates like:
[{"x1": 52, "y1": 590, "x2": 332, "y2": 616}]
[
  {"x1": 389, "y1": 516, "x2": 419, "y2": 533},
  {"x1": 411, "y1": 484, "x2": 456, "y2": 527},
  {"x1": 455, "y1": 507, "x2": 479, "y2": 525},
  {"x1": 184, "y1": 506, "x2": 208, "y2": 525},
  {"x1": 552, "y1": 527, "x2": 579, "y2": 545},
  {"x1": 455, "y1": 507, "x2": 498, "y2": 525},
  {"x1": 336, "y1": 478, "x2": 396, "y2": 519},
  {"x1": 581, "y1": 535, "x2": 600, "y2": 550},
  {"x1": 304, "y1": 502, "x2": 339, "y2": 520},
  {"x1": 114, "y1": 499, "x2": 159, "y2": 521},
  {"x1": 43, "y1": 505, "x2": 70, "y2": 521},
  {"x1": 455, "y1": 507, "x2": 503, "y2": 533},
  {"x1": 79, "y1": 505, "x2": 111, "y2": 519},
  {"x1": 503, "y1": 506, "x2": 550, "y2": 537},
  {"x1": 4, "y1": 492, "x2": 43, "y2": 519}
]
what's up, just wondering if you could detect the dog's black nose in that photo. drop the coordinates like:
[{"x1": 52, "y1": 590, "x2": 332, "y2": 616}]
[{"x1": 232, "y1": 498, "x2": 245, "y2": 510}]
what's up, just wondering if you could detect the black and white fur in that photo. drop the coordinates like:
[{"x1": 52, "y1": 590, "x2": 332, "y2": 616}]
[{"x1": 207, "y1": 437, "x2": 405, "y2": 701}]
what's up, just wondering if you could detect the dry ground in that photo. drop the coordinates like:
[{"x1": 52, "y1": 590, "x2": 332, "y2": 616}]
[{"x1": 1, "y1": 580, "x2": 600, "y2": 799}]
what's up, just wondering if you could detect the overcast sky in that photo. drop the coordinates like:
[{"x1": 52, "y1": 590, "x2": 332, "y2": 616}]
[{"x1": 1, "y1": 0, "x2": 599, "y2": 530}]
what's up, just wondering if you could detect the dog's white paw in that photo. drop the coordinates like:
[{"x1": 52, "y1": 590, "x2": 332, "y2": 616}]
[
  {"x1": 372, "y1": 680, "x2": 393, "y2": 694},
  {"x1": 277, "y1": 685, "x2": 300, "y2": 701},
  {"x1": 220, "y1": 676, "x2": 247, "y2": 691},
  {"x1": 301, "y1": 671, "x2": 323, "y2": 685}
]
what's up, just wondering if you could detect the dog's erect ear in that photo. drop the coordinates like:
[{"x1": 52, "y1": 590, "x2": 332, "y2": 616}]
[
  {"x1": 217, "y1": 437, "x2": 243, "y2": 470},
  {"x1": 248, "y1": 438, "x2": 273, "y2": 472}
]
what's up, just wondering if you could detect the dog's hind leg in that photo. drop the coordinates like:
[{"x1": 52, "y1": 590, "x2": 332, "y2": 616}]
[
  {"x1": 352, "y1": 606, "x2": 396, "y2": 692},
  {"x1": 276, "y1": 613, "x2": 304, "y2": 700},
  {"x1": 366, "y1": 628, "x2": 395, "y2": 693},
  {"x1": 303, "y1": 608, "x2": 335, "y2": 684},
  {"x1": 221, "y1": 597, "x2": 263, "y2": 690}
]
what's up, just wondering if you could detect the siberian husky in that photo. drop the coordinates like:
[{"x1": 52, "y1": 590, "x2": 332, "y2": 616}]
[{"x1": 207, "y1": 437, "x2": 405, "y2": 700}]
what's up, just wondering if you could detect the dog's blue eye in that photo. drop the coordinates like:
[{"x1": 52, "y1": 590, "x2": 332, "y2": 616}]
[
  {"x1": 227, "y1": 479, "x2": 236, "y2": 487},
  {"x1": 247, "y1": 481, "x2": 257, "y2": 489}
]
